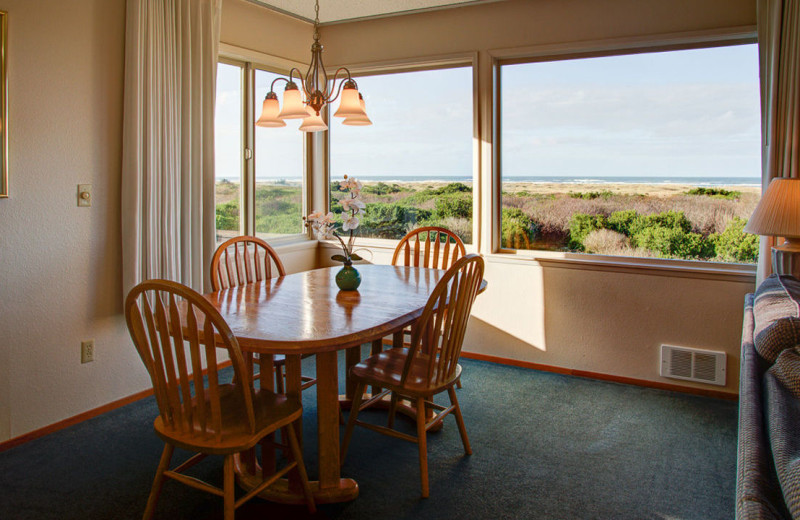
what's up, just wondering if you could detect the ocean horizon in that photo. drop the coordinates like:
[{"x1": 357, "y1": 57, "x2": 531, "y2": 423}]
[{"x1": 219, "y1": 174, "x2": 761, "y2": 187}]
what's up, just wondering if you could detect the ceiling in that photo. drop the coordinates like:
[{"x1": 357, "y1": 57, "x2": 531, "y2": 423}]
[{"x1": 247, "y1": 0, "x2": 502, "y2": 24}]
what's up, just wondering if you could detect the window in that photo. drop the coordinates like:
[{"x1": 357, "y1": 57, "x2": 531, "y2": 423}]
[
  {"x1": 214, "y1": 62, "x2": 243, "y2": 242},
  {"x1": 499, "y1": 44, "x2": 761, "y2": 264},
  {"x1": 329, "y1": 66, "x2": 474, "y2": 244},
  {"x1": 253, "y1": 70, "x2": 304, "y2": 239},
  {"x1": 214, "y1": 61, "x2": 306, "y2": 243}
]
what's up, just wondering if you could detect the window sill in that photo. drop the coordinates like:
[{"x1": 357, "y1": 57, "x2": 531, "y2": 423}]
[{"x1": 486, "y1": 249, "x2": 756, "y2": 283}]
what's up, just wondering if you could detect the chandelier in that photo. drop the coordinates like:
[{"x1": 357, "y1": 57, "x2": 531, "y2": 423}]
[{"x1": 256, "y1": 0, "x2": 372, "y2": 132}]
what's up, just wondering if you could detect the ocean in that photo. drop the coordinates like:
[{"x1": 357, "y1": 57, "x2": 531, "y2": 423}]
[{"x1": 236, "y1": 175, "x2": 761, "y2": 187}]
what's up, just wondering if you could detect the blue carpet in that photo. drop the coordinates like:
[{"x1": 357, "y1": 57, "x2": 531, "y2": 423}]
[{"x1": 0, "y1": 354, "x2": 737, "y2": 519}]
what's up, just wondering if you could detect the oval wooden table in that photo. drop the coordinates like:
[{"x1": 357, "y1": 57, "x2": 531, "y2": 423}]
[{"x1": 203, "y1": 264, "x2": 451, "y2": 505}]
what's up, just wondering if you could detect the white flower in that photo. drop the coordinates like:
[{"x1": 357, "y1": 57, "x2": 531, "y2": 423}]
[
  {"x1": 341, "y1": 197, "x2": 366, "y2": 214},
  {"x1": 306, "y1": 210, "x2": 323, "y2": 222},
  {"x1": 344, "y1": 177, "x2": 363, "y2": 194},
  {"x1": 342, "y1": 214, "x2": 360, "y2": 231}
]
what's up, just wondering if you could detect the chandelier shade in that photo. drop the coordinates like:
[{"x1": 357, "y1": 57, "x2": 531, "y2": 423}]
[
  {"x1": 299, "y1": 108, "x2": 328, "y2": 132},
  {"x1": 343, "y1": 95, "x2": 372, "y2": 126},
  {"x1": 277, "y1": 85, "x2": 310, "y2": 119},
  {"x1": 255, "y1": 0, "x2": 370, "y2": 133},
  {"x1": 255, "y1": 93, "x2": 286, "y2": 127}
]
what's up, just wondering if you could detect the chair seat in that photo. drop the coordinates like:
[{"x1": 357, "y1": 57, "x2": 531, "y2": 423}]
[
  {"x1": 350, "y1": 348, "x2": 462, "y2": 397},
  {"x1": 154, "y1": 384, "x2": 302, "y2": 455}
]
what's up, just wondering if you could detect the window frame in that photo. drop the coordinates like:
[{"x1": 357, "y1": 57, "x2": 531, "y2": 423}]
[
  {"x1": 217, "y1": 45, "x2": 311, "y2": 244},
  {"x1": 491, "y1": 28, "x2": 760, "y2": 276},
  {"x1": 323, "y1": 53, "x2": 481, "y2": 250}
]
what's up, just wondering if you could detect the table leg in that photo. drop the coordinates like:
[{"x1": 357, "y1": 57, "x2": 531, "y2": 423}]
[{"x1": 237, "y1": 350, "x2": 358, "y2": 504}]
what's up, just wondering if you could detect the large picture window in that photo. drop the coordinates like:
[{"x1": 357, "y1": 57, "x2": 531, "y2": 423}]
[
  {"x1": 330, "y1": 65, "x2": 474, "y2": 244},
  {"x1": 499, "y1": 44, "x2": 761, "y2": 264}
]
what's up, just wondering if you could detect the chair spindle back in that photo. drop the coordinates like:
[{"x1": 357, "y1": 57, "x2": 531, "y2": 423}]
[
  {"x1": 210, "y1": 236, "x2": 286, "y2": 291},
  {"x1": 404, "y1": 254, "x2": 484, "y2": 387},
  {"x1": 392, "y1": 226, "x2": 467, "y2": 271},
  {"x1": 125, "y1": 280, "x2": 255, "y2": 441}
]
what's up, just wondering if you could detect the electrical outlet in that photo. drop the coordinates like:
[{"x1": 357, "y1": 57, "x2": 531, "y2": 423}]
[{"x1": 81, "y1": 340, "x2": 94, "y2": 364}]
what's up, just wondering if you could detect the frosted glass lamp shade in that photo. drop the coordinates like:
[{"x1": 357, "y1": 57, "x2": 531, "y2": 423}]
[
  {"x1": 333, "y1": 86, "x2": 366, "y2": 118},
  {"x1": 343, "y1": 97, "x2": 372, "y2": 126},
  {"x1": 299, "y1": 110, "x2": 328, "y2": 133},
  {"x1": 744, "y1": 178, "x2": 800, "y2": 240},
  {"x1": 278, "y1": 86, "x2": 310, "y2": 119},
  {"x1": 255, "y1": 95, "x2": 286, "y2": 127}
]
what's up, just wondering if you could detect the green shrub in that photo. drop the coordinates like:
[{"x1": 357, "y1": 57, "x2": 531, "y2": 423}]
[
  {"x1": 433, "y1": 196, "x2": 472, "y2": 220},
  {"x1": 502, "y1": 208, "x2": 537, "y2": 249},
  {"x1": 631, "y1": 226, "x2": 713, "y2": 259},
  {"x1": 361, "y1": 182, "x2": 407, "y2": 195},
  {"x1": 568, "y1": 213, "x2": 606, "y2": 250},
  {"x1": 686, "y1": 187, "x2": 741, "y2": 200},
  {"x1": 607, "y1": 210, "x2": 639, "y2": 235},
  {"x1": 713, "y1": 217, "x2": 759, "y2": 263},
  {"x1": 629, "y1": 210, "x2": 692, "y2": 235},
  {"x1": 568, "y1": 190, "x2": 614, "y2": 200},
  {"x1": 359, "y1": 203, "x2": 432, "y2": 239},
  {"x1": 215, "y1": 200, "x2": 239, "y2": 231}
]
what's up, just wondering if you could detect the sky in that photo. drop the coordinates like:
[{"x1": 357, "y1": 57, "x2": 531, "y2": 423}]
[{"x1": 216, "y1": 43, "x2": 761, "y2": 181}]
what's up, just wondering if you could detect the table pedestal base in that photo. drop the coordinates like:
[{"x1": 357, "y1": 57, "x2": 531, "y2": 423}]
[{"x1": 234, "y1": 456, "x2": 359, "y2": 505}]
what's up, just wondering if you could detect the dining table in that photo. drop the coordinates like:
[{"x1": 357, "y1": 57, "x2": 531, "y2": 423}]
[{"x1": 203, "y1": 263, "x2": 459, "y2": 505}]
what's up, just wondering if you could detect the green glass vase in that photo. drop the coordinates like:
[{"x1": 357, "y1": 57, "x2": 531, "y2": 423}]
[{"x1": 335, "y1": 264, "x2": 361, "y2": 291}]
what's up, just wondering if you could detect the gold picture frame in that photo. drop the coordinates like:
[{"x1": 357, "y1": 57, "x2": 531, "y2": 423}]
[{"x1": 0, "y1": 11, "x2": 7, "y2": 198}]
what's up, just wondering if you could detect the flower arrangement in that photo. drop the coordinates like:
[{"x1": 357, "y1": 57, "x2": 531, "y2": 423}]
[{"x1": 304, "y1": 175, "x2": 366, "y2": 266}]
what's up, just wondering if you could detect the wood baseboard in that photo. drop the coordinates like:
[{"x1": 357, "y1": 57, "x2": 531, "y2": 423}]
[
  {"x1": 0, "y1": 360, "x2": 234, "y2": 453},
  {"x1": 460, "y1": 351, "x2": 739, "y2": 401}
]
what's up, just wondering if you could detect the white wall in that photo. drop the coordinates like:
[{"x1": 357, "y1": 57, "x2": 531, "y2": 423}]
[{"x1": 0, "y1": 0, "x2": 315, "y2": 443}]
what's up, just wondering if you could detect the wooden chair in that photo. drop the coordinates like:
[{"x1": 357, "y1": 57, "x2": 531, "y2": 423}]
[
  {"x1": 391, "y1": 226, "x2": 467, "y2": 270},
  {"x1": 391, "y1": 226, "x2": 467, "y2": 387},
  {"x1": 340, "y1": 254, "x2": 484, "y2": 498},
  {"x1": 125, "y1": 279, "x2": 315, "y2": 519},
  {"x1": 210, "y1": 236, "x2": 315, "y2": 393}
]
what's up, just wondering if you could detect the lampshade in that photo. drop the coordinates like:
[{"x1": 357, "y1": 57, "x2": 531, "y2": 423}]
[
  {"x1": 333, "y1": 84, "x2": 367, "y2": 118},
  {"x1": 255, "y1": 93, "x2": 286, "y2": 127},
  {"x1": 343, "y1": 96, "x2": 372, "y2": 126},
  {"x1": 299, "y1": 110, "x2": 328, "y2": 133},
  {"x1": 744, "y1": 178, "x2": 800, "y2": 240},
  {"x1": 278, "y1": 84, "x2": 310, "y2": 119}
]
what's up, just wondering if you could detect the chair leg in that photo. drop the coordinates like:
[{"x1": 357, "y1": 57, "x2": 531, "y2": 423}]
[
  {"x1": 416, "y1": 397, "x2": 429, "y2": 498},
  {"x1": 448, "y1": 386, "x2": 471, "y2": 455},
  {"x1": 142, "y1": 443, "x2": 174, "y2": 520},
  {"x1": 286, "y1": 422, "x2": 317, "y2": 514},
  {"x1": 456, "y1": 376, "x2": 462, "y2": 389},
  {"x1": 223, "y1": 454, "x2": 235, "y2": 520},
  {"x1": 275, "y1": 363, "x2": 285, "y2": 394},
  {"x1": 341, "y1": 382, "x2": 366, "y2": 466},
  {"x1": 387, "y1": 392, "x2": 399, "y2": 429}
]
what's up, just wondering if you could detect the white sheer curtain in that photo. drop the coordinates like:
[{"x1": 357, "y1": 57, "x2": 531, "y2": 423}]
[
  {"x1": 121, "y1": 0, "x2": 221, "y2": 295},
  {"x1": 757, "y1": 0, "x2": 800, "y2": 281}
]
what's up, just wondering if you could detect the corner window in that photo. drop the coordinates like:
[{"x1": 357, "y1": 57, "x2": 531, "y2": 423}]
[
  {"x1": 499, "y1": 44, "x2": 761, "y2": 264},
  {"x1": 330, "y1": 66, "x2": 474, "y2": 244}
]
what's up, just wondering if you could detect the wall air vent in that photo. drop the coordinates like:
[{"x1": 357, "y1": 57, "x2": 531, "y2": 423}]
[{"x1": 660, "y1": 345, "x2": 726, "y2": 386}]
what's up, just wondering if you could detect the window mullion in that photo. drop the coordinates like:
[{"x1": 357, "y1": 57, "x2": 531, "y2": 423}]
[{"x1": 243, "y1": 62, "x2": 256, "y2": 236}]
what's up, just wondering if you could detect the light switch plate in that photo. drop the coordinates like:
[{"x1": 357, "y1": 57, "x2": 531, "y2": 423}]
[{"x1": 78, "y1": 184, "x2": 92, "y2": 207}]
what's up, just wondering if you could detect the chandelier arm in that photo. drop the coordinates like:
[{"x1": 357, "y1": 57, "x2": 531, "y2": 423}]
[
  {"x1": 269, "y1": 76, "x2": 290, "y2": 93},
  {"x1": 327, "y1": 68, "x2": 355, "y2": 104}
]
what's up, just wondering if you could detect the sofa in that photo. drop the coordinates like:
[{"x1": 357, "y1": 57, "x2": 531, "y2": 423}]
[{"x1": 737, "y1": 274, "x2": 800, "y2": 519}]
